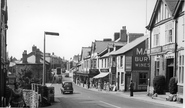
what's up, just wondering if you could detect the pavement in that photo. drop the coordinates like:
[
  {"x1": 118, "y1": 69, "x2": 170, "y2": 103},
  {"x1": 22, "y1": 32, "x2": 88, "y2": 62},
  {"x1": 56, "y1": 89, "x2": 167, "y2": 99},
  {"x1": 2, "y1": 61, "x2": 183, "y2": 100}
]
[{"x1": 76, "y1": 84, "x2": 183, "y2": 108}]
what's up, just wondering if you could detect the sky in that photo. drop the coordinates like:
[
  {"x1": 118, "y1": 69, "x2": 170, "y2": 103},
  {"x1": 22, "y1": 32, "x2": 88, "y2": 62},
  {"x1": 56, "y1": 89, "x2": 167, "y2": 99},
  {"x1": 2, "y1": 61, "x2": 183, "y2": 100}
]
[{"x1": 7, "y1": 0, "x2": 157, "y2": 60}]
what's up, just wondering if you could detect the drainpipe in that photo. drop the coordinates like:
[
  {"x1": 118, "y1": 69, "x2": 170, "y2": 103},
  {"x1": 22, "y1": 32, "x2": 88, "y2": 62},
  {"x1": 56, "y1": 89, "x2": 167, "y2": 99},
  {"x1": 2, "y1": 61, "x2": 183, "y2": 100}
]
[
  {"x1": 149, "y1": 30, "x2": 152, "y2": 95},
  {"x1": 174, "y1": 19, "x2": 177, "y2": 77}
]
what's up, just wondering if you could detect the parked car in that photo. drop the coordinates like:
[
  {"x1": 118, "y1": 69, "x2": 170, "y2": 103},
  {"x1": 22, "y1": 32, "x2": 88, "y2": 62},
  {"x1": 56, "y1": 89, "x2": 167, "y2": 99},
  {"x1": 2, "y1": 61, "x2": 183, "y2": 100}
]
[{"x1": 61, "y1": 81, "x2": 73, "y2": 94}]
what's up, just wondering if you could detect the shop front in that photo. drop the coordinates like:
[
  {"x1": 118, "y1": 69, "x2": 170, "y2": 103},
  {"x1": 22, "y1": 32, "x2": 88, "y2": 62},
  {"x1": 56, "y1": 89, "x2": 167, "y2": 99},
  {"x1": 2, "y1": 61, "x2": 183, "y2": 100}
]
[
  {"x1": 125, "y1": 41, "x2": 150, "y2": 91},
  {"x1": 162, "y1": 44, "x2": 176, "y2": 91},
  {"x1": 75, "y1": 69, "x2": 99, "y2": 87},
  {"x1": 148, "y1": 43, "x2": 176, "y2": 94}
]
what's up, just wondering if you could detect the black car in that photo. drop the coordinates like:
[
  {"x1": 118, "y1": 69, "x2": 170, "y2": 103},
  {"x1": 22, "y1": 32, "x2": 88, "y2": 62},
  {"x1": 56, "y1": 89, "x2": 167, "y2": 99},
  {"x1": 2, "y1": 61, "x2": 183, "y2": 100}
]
[{"x1": 61, "y1": 81, "x2": 73, "y2": 94}]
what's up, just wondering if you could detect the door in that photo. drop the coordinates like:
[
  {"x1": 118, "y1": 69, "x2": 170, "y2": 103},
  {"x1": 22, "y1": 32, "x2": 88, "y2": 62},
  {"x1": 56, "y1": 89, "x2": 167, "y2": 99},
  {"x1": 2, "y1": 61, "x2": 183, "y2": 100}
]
[
  {"x1": 117, "y1": 72, "x2": 120, "y2": 90},
  {"x1": 166, "y1": 59, "x2": 174, "y2": 91},
  {"x1": 125, "y1": 74, "x2": 131, "y2": 91}
]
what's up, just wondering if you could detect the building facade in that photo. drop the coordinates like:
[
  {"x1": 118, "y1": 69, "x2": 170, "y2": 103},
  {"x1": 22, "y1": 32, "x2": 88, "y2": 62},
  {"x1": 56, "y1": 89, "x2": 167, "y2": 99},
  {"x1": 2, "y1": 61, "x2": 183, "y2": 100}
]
[
  {"x1": 146, "y1": 0, "x2": 184, "y2": 101},
  {"x1": 111, "y1": 36, "x2": 149, "y2": 91},
  {"x1": 0, "y1": 0, "x2": 8, "y2": 106}
]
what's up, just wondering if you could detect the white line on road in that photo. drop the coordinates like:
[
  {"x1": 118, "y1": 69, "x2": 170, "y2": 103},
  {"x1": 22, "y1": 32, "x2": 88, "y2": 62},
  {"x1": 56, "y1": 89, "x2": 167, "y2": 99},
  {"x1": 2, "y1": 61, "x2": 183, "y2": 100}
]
[{"x1": 99, "y1": 101, "x2": 121, "y2": 108}]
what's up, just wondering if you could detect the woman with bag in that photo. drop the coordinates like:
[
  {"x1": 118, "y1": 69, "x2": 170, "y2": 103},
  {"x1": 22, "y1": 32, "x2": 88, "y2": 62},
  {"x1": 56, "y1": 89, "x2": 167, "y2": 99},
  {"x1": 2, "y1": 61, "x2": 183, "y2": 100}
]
[{"x1": 10, "y1": 82, "x2": 26, "y2": 108}]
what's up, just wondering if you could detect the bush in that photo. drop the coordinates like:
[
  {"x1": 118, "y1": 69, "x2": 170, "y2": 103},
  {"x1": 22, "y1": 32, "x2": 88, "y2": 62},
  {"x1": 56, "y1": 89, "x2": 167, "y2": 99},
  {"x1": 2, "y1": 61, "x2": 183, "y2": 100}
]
[
  {"x1": 169, "y1": 77, "x2": 177, "y2": 94},
  {"x1": 153, "y1": 75, "x2": 166, "y2": 94}
]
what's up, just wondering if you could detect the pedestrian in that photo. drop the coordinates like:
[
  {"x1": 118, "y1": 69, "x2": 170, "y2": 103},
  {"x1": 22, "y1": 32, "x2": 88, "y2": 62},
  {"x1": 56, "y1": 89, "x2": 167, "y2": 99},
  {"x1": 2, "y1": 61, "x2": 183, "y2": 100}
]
[
  {"x1": 129, "y1": 80, "x2": 134, "y2": 97},
  {"x1": 5, "y1": 85, "x2": 13, "y2": 107},
  {"x1": 88, "y1": 80, "x2": 90, "y2": 89},
  {"x1": 10, "y1": 82, "x2": 26, "y2": 108}
]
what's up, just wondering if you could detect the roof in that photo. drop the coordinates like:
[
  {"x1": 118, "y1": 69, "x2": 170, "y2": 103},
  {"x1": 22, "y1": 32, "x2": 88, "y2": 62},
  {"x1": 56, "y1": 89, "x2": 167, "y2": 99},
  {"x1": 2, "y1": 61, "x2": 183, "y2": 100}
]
[
  {"x1": 165, "y1": 0, "x2": 179, "y2": 13},
  {"x1": 80, "y1": 47, "x2": 91, "y2": 60},
  {"x1": 146, "y1": 0, "x2": 179, "y2": 30},
  {"x1": 93, "y1": 40, "x2": 114, "y2": 54},
  {"x1": 173, "y1": 0, "x2": 184, "y2": 18},
  {"x1": 110, "y1": 35, "x2": 148, "y2": 56},
  {"x1": 98, "y1": 41, "x2": 126, "y2": 57}
]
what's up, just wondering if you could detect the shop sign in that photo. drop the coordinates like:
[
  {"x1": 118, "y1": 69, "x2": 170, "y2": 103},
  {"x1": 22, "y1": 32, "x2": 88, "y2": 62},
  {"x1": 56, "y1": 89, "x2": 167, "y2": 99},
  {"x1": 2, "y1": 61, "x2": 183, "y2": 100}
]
[
  {"x1": 150, "y1": 46, "x2": 162, "y2": 54},
  {"x1": 100, "y1": 69, "x2": 109, "y2": 72},
  {"x1": 89, "y1": 69, "x2": 99, "y2": 75},
  {"x1": 162, "y1": 43, "x2": 175, "y2": 52},
  {"x1": 164, "y1": 52, "x2": 175, "y2": 59},
  {"x1": 125, "y1": 56, "x2": 132, "y2": 71}
]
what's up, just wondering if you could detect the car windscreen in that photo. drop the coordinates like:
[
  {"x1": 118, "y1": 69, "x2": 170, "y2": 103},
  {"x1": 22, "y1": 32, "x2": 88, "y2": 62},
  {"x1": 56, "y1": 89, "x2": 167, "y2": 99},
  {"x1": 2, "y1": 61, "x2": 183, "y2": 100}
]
[{"x1": 63, "y1": 82, "x2": 72, "y2": 86}]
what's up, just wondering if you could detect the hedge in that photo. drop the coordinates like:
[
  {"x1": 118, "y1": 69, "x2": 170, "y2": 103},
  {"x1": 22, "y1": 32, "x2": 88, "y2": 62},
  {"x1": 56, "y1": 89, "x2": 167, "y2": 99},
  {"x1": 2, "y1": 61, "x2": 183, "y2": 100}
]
[{"x1": 153, "y1": 75, "x2": 166, "y2": 94}]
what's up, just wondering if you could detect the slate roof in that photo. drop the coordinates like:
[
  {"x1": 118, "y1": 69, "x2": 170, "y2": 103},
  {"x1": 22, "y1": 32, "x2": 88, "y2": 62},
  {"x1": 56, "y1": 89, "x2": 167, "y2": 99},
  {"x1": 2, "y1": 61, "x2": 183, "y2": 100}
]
[
  {"x1": 81, "y1": 47, "x2": 91, "y2": 60},
  {"x1": 110, "y1": 35, "x2": 148, "y2": 56},
  {"x1": 93, "y1": 40, "x2": 114, "y2": 54}
]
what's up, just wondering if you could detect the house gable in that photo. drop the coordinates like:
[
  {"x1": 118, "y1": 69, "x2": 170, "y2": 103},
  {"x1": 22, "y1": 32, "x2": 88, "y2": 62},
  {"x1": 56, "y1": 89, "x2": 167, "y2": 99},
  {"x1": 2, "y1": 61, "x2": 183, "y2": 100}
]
[
  {"x1": 173, "y1": 0, "x2": 184, "y2": 18},
  {"x1": 146, "y1": 0, "x2": 179, "y2": 30},
  {"x1": 27, "y1": 55, "x2": 36, "y2": 63}
]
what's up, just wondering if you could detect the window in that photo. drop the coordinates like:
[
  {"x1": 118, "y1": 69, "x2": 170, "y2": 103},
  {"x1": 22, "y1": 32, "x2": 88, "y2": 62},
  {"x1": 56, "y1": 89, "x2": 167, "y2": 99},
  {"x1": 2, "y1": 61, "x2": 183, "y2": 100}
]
[
  {"x1": 139, "y1": 73, "x2": 148, "y2": 85},
  {"x1": 120, "y1": 56, "x2": 123, "y2": 67},
  {"x1": 165, "y1": 21, "x2": 173, "y2": 44},
  {"x1": 121, "y1": 72, "x2": 124, "y2": 84},
  {"x1": 166, "y1": 29, "x2": 173, "y2": 43},
  {"x1": 153, "y1": 33, "x2": 160, "y2": 46},
  {"x1": 91, "y1": 59, "x2": 96, "y2": 69},
  {"x1": 178, "y1": 51, "x2": 184, "y2": 84},
  {"x1": 155, "y1": 61, "x2": 160, "y2": 76}
]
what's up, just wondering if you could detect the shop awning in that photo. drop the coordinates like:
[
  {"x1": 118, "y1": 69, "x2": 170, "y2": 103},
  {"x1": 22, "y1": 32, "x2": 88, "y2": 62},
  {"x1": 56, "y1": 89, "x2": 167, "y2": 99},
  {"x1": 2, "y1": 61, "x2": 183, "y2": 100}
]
[{"x1": 93, "y1": 72, "x2": 109, "y2": 79}]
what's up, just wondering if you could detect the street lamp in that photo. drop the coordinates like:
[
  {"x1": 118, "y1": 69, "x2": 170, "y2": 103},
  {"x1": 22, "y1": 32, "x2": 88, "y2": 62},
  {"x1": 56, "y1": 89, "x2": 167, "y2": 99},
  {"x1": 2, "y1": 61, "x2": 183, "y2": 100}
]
[{"x1": 43, "y1": 31, "x2": 59, "y2": 86}]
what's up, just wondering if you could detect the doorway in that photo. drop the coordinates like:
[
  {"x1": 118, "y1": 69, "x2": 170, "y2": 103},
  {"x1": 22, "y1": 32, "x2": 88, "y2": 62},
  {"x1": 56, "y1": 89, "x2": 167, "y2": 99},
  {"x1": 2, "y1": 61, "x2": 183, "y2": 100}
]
[
  {"x1": 166, "y1": 58, "x2": 174, "y2": 91},
  {"x1": 125, "y1": 74, "x2": 131, "y2": 91},
  {"x1": 118, "y1": 72, "x2": 120, "y2": 90}
]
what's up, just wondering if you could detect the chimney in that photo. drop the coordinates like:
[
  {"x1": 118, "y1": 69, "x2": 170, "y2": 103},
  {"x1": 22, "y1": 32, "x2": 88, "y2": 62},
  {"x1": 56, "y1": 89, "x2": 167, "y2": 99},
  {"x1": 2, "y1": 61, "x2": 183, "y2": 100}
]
[
  {"x1": 35, "y1": 49, "x2": 40, "y2": 63},
  {"x1": 22, "y1": 50, "x2": 27, "y2": 63},
  {"x1": 128, "y1": 33, "x2": 144, "y2": 43},
  {"x1": 52, "y1": 52, "x2": 54, "y2": 55},
  {"x1": 119, "y1": 26, "x2": 127, "y2": 42},
  {"x1": 103, "y1": 38, "x2": 112, "y2": 41},
  {"x1": 32, "y1": 45, "x2": 37, "y2": 52},
  {"x1": 114, "y1": 32, "x2": 120, "y2": 41}
]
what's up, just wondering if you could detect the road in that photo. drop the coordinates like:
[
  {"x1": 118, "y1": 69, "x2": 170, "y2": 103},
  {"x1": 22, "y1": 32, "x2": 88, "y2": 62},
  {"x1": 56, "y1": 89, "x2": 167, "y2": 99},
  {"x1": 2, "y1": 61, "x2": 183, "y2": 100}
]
[{"x1": 46, "y1": 76, "x2": 178, "y2": 108}]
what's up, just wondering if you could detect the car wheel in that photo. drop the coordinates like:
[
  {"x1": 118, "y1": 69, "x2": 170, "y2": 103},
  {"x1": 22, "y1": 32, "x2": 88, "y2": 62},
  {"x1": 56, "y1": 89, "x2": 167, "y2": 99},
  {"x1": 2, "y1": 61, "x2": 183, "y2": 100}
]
[{"x1": 71, "y1": 91, "x2": 73, "y2": 94}]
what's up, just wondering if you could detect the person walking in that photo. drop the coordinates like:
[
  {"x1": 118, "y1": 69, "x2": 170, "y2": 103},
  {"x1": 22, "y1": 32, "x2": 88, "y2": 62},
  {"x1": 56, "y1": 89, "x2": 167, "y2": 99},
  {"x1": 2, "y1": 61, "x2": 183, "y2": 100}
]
[{"x1": 10, "y1": 82, "x2": 26, "y2": 108}]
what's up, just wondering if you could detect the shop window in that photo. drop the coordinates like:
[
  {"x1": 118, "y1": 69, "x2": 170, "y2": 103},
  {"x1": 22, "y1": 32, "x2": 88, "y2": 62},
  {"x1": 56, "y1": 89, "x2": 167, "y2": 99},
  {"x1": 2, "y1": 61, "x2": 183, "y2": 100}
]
[
  {"x1": 139, "y1": 73, "x2": 148, "y2": 85},
  {"x1": 155, "y1": 61, "x2": 160, "y2": 76},
  {"x1": 178, "y1": 52, "x2": 184, "y2": 84}
]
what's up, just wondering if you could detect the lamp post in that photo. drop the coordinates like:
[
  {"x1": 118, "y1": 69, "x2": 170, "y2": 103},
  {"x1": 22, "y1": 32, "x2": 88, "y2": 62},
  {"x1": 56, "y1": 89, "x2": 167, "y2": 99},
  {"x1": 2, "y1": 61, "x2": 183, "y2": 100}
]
[{"x1": 43, "y1": 31, "x2": 59, "y2": 86}]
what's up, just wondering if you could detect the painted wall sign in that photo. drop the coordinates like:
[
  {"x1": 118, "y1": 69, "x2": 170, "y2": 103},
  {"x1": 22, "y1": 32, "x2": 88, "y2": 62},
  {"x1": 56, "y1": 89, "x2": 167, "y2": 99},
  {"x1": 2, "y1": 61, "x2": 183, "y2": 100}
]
[{"x1": 132, "y1": 42, "x2": 150, "y2": 70}]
